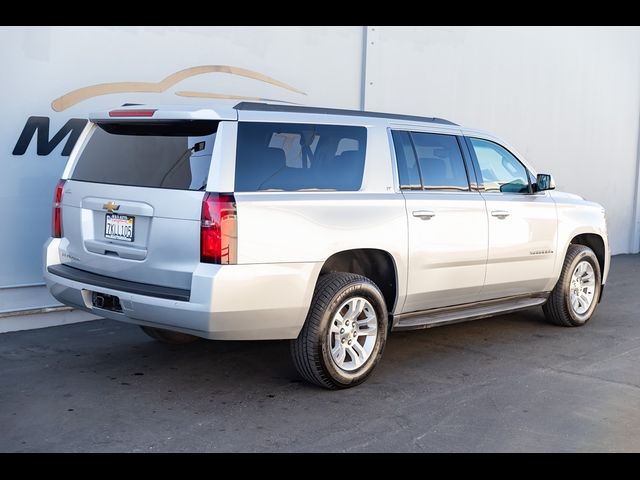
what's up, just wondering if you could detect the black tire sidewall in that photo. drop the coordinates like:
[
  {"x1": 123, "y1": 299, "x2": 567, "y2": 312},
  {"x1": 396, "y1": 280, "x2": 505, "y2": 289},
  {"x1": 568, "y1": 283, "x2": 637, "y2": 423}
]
[
  {"x1": 562, "y1": 249, "x2": 601, "y2": 325},
  {"x1": 318, "y1": 281, "x2": 388, "y2": 387}
]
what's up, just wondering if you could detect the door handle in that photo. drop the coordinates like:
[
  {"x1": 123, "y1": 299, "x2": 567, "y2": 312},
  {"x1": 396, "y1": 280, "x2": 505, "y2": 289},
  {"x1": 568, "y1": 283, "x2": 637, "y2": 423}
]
[
  {"x1": 412, "y1": 210, "x2": 436, "y2": 220},
  {"x1": 491, "y1": 210, "x2": 510, "y2": 219}
]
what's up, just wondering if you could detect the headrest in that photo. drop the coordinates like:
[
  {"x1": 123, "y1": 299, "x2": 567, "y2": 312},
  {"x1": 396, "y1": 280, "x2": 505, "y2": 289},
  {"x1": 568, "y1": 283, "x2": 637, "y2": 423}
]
[
  {"x1": 428, "y1": 157, "x2": 447, "y2": 174},
  {"x1": 423, "y1": 157, "x2": 448, "y2": 186},
  {"x1": 337, "y1": 150, "x2": 361, "y2": 165},
  {"x1": 262, "y1": 147, "x2": 286, "y2": 170}
]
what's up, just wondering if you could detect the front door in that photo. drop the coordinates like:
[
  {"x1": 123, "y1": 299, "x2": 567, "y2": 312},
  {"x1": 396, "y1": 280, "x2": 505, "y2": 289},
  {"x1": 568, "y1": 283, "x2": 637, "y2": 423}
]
[
  {"x1": 466, "y1": 137, "x2": 558, "y2": 300},
  {"x1": 392, "y1": 130, "x2": 489, "y2": 313}
]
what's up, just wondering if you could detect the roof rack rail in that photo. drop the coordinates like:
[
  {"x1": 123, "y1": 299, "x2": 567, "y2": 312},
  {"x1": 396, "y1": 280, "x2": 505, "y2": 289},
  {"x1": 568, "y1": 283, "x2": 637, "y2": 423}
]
[{"x1": 233, "y1": 102, "x2": 457, "y2": 126}]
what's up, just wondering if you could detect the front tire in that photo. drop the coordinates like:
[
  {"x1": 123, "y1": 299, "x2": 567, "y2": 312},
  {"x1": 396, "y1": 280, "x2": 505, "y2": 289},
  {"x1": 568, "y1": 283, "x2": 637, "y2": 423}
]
[
  {"x1": 291, "y1": 272, "x2": 388, "y2": 389},
  {"x1": 543, "y1": 244, "x2": 602, "y2": 327},
  {"x1": 140, "y1": 326, "x2": 200, "y2": 345}
]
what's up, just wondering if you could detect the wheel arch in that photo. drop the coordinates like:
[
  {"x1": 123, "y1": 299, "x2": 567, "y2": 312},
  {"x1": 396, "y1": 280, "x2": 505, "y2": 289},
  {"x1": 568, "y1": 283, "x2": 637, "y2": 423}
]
[
  {"x1": 318, "y1": 248, "x2": 399, "y2": 314},
  {"x1": 569, "y1": 233, "x2": 606, "y2": 282}
]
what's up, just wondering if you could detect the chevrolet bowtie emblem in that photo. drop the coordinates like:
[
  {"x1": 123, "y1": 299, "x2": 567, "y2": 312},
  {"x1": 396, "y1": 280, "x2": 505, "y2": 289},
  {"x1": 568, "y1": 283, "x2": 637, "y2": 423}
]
[{"x1": 103, "y1": 201, "x2": 120, "y2": 213}]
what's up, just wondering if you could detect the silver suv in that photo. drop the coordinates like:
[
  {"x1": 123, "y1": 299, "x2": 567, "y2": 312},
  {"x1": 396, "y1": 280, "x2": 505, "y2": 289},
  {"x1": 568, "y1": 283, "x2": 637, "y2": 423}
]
[{"x1": 44, "y1": 102, "x2": 610, "y2": 389}]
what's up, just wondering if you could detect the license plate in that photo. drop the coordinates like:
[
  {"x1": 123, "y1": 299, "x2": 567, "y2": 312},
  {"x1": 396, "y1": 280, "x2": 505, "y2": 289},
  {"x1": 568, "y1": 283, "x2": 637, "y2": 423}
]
[{"x1": 105, "y1": 213, "x2": 135, "y2": 242}]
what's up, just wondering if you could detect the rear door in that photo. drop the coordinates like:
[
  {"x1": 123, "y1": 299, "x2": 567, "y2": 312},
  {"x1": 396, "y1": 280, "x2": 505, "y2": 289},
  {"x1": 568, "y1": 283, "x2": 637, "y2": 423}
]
[
  {"x1": 393, "y1": 130, "x2": 489, "y2": 313},
  {"x1": 60, "y1": 119, "x2": 219, "y2": 290}
]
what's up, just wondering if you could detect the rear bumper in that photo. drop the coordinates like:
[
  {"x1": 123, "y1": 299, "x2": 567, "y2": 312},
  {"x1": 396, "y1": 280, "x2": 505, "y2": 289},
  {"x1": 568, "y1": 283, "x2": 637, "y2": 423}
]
[
  {"x1": 43, "y1": 238, "x2": 321, "y2": 340},
  {"x1": 47, "y1": 264, "x2": 190, "y2": 301}
]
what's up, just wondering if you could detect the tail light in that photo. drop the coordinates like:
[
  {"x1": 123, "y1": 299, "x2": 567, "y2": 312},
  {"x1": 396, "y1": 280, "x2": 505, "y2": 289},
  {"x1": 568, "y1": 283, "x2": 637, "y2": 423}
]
[
  {"x1": 52, "y1": 179, "x2": 66, "y2": 238},
  {"x1": 200, "y1": 193, "x2": 237, "y2": 264}
]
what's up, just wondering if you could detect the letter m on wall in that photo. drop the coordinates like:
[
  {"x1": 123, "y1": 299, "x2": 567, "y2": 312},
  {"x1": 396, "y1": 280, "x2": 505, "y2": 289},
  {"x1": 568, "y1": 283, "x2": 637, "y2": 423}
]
[{"x1": 13, "y1": 116, "x2": 88, "y2": 156}]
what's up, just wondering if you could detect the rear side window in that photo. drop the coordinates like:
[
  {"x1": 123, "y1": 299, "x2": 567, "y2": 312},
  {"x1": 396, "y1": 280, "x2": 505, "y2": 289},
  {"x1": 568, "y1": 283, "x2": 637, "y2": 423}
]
[
  {"x1": 392, "y1": 130, "x2": 469, "y2": 191},
  {"x1": 235, "y1": 122, "x2": 367, "y2": 192},
  {"x1": 410, "y1": 132, "x2": 469, "y2": 191},
  {"x1": 71, "y1": 121, "x2": 218, "y2": 190}
]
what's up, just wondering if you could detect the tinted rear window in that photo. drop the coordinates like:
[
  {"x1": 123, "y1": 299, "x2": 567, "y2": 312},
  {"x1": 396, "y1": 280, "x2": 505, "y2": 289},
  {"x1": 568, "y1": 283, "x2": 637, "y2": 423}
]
[
  {"x1": 410, "y1": 132, "x2": 469, "y2": 191},
  {"x1": 71, "y1": 121, "x2": 218, "y2": 190},
  {"x1": 235, "y1": 122, "x2": 367, "y2": 192}
]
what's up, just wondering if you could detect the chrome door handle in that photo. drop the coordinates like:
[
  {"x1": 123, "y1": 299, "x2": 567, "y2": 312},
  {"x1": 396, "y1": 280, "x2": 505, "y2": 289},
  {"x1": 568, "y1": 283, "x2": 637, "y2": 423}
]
[
  {"x1": 412, "y1": 210, "x2": 436, "y2": 219},
  {"x1": 491, "y1": 210, "x2": 510, "y2": 219}
]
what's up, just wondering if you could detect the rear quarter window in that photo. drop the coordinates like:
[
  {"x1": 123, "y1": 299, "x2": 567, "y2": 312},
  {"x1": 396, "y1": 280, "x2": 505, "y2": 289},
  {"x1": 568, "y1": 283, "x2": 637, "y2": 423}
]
[{"x1": 234, "y1": 122, "x2": 367, "y2": 192}]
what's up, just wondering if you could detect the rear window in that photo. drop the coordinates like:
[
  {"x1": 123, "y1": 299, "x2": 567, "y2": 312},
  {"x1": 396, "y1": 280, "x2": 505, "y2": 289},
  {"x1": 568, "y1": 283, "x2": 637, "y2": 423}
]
[
  {"x1": 71, "y1": 121, "x2": 218, "y2": 190},
  {"x1": 234, "y1": 122, "x2": 367, "y2": 192}
]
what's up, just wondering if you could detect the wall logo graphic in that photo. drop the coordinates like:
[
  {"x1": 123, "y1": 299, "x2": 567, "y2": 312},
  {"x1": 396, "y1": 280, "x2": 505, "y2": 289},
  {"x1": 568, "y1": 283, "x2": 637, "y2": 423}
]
[
  {"x1": 13, "y1": 117, "x2": 87, "y2": 156},
  {"x1": 13, "y1": 65, "x2": 305, "y2": 157}
]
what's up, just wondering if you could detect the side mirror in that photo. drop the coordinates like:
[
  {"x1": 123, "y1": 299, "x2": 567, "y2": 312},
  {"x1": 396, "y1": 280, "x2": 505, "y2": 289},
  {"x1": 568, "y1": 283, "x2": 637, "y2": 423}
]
[{"x1": 536, "y1": 173, "x2": 556, "y2": 192}]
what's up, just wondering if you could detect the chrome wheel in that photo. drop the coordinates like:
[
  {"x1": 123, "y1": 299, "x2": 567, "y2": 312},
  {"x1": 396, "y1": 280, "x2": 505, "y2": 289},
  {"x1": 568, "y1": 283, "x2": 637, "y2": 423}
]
[
  {"x1": 327, "y1": 297, "x2": 378, "y2": 372},
  {"x1": 569, "y1": 260, "x2": 596, "y2": 315}
]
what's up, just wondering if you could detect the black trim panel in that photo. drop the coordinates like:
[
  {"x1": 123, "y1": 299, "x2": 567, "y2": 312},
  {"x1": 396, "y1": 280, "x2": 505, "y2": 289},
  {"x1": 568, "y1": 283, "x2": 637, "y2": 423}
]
[
  {"x1": 458, "y1": 135, "x2": 480, "y2": 191},
  {"x1": 463, "y1": 136, "x2": 485, "y2": 192},
  {"x1": 234, "y1": 102, "x2": 458, "y2": 126},
  {"x1": 47, "y1": 264, "x2": 191, "y2": 302}
]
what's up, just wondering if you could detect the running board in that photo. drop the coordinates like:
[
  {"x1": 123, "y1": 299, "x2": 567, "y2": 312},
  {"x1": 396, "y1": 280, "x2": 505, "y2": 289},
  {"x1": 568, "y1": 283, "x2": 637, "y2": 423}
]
[{"x1": 392, "y1": 293, "x2": 549, "y2": 331}]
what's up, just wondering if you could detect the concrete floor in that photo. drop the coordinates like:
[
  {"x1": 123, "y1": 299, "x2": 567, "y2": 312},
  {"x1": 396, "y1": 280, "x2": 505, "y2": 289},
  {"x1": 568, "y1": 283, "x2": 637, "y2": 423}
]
[{"x1": 1, "y1": 255, "x2": 639, "y2": 452}]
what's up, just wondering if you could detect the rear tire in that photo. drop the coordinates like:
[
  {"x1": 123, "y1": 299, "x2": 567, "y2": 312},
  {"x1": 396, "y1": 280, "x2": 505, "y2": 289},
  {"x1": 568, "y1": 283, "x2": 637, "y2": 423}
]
[
  {"x1": 140, "y1": 326, "x2": 200, "y2": 345},
  {"x1": 291, "y1": 272, "x2": 388, "y2": 389},
  {"x1": 543, "y1": 244, "x2": 602, "y2": 327}
]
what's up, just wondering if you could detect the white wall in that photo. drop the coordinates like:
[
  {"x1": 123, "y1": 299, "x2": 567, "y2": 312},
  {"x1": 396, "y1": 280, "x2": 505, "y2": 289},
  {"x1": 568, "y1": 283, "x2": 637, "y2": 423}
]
[
  {"x1": 364, "y1": 25, "x2": 640, "y2": 255},
  {"x1": 0, "y1": 25, "x2": 638, "y2": 295}
]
